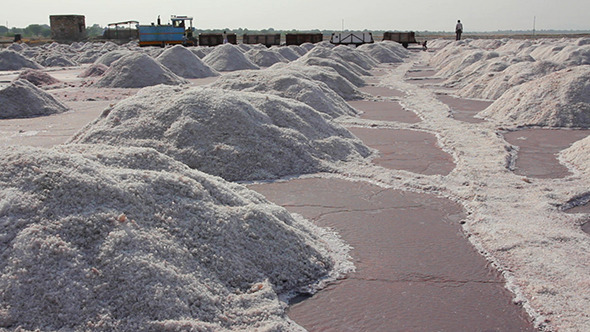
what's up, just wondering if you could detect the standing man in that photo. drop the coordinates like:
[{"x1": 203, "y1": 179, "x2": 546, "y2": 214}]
[{"x1": 455, "y1": 20, "x2": 463, "y2": 40}]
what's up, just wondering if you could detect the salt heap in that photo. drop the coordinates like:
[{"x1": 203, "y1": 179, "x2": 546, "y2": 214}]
[
  {"x1": 561, "y1": 135, "x2": 590, "y2": 175},
  {"x1": 94, "y1": 53, "x2": 187, "y2": 88},
  {"x1": 94, "y1": 50, "x2": 134, "y2": 67},
  {"x1": 156, "y1": 45, "x2": 219, "y2": 79},
  {"x1": 357, "y1": 41, "x2": 410, "y2": 63},
  {"x1": 212, "y1": 67, "x2": 361, "y2": 118},
  {"x1": 296, "y1": 56, "x2": 367, "y2": 87},
  {"x1": 37, "y1": 54, "x2": 78, "y2": 67},
  {"x1": 16, "y1": 69, "x2": 61, "y2": 86},
  {"x1": 245, "y1": 48, "x2": 288, "y2": 67},
  {"x1": 202, "y1": 44, "x2": 260, "y2": 72},
  {"x1": 478, "y1": 65, "x2": 590, "y2": 127},
  {"x1": 68, "y1": 85, "x2": 371, "y2": 181},
  {"x1": 78, "y1": 63, "x2": 109, "y2": 78},
  {"x1": 0, "y1": 79, "x2": 69, "y2": 119},
  {"x1": 0, "y1": 144, "x2": 350, "y2": 331},
  {"x1": 331, "y1": 45, "x2": 379, "y2": 70},
  {"x1": 458, "y1": 60, "x2": 565, "y2": 100},
  {"x1": 0, "y1": 50, "x2": 42, "y2": 70},
  {"x1": 272, "y1": 46, "x2": 301, "y2": 61}
]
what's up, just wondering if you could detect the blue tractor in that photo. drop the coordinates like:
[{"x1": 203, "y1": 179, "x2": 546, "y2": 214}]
[{"x1": 138, "y1": 15, "x2": 196, "y2": 47}]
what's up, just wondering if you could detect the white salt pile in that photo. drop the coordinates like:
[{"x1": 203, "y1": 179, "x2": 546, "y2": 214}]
[
  {"x1": 458, "y1": 60, "x2": 565, "y2": 100},
  {"x1": 94, "y1": 50, "x2": 134, "y2": 67},
  {"x1": 78, "y1": 63, "x2": 109, "y2": 78},
  {"x1": 0, "y1": 79, "x2": 69, "y2": 119},
  {"x1": 331, "y1": 45, "x2": 379, "y2": 70},
  {"x1": 156, "y1": 45, "x2": 219, "y2": 79},
  {"x1": 478, "y1": 65, "x2": 590, "y2": 127},
  {"x1": 245, "y1": 48, "x2": 288, "y2": 67},
  {"x1": 37, "y1": 54, "x2": 78, "y2": 67},
  {"x1": 0, "y1": 50, "x2": 42, "y2": 70},
  {"x1": 94, "y1": 53, "x2": 187, "y2": 88},
  {"x1": 299, "y1": 46, "x2": 372, "y2": 77},
  {"x1": 274, "y1": 62, "x2": 365, "y2": 100},
  {"x1": 272, "y1": 46, "x2": 301, "y2": 61},
  {"x1": 202, "y1": 44, "x2": 260, "y2": 72},
  {"x1": 357, "y1": 41, "x2": 410, "y2": 63},
  {"x1": 0, "y1": 144, "x2": 350, "y2": 331},
  {"x1": 212, "y1": 67, "x2": 361, "y2": 118},
  {"x1": 295, "y1": 56, "x2": 367, "y2": 87},
  {"x1": 16, "y1": 69, "x2": 61, "y2": 86},
  {"x1": 68, "y1": 85, "x2": 371, "y2": 181},
  {"x1": 561, "y1": 135, "x2": 590, "y2": 175}
]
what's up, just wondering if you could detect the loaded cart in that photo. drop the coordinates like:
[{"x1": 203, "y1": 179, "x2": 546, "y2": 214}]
[{"x1": 382, "y1": 31, "x2": 419, "y2": 48}]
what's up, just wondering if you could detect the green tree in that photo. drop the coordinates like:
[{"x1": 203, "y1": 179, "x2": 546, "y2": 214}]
[
  {"x1": 0, "y1": 25, "x2": 8, "y2": 36},
  {"x1": 86, "y1": 24, "x2": 103, "y2": 37}
]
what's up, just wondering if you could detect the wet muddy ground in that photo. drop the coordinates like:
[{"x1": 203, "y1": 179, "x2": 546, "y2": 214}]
[
  {"x1": 503, "y1": 129, "x2": 590, "y2": 179},
  {"x1": 348, "y1": 127, "x2": 455, "y2": 176},
  {"x1": 248, "y1": 178, "x2": 535, "y2": 331}
]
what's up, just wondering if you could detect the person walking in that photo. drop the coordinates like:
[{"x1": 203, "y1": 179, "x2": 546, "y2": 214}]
[{"x1": 455, "y1": 20, "x2": 463, "y2": 40}]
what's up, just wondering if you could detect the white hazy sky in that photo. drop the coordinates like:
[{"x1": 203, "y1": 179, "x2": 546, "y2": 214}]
[{"x1": 1, "y1": 0, "x2": 589, "y2": 32}]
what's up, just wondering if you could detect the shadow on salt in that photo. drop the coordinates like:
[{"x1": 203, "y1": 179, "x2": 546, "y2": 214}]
[
  {"x1": 248, "y1": 178, "x2": 535, "y2": 331},
  {"x1": 503, "y1": 129, "x2": 590, "y2": 179},
  {"x1": 349, "y1": 127, "x2": 455, "y2": 176}
]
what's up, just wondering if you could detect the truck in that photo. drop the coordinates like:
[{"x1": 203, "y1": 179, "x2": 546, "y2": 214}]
[
  {"x1": 137, "y1": 15, "x2": 196, "y2": 47},
  {"x1": 330, "y1": 32, "x2": 374, "y2": 46}
]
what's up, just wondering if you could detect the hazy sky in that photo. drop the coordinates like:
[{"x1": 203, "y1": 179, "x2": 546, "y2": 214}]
[{"x1": 2, "y1": 0, "x2": 589, "y2": 32}]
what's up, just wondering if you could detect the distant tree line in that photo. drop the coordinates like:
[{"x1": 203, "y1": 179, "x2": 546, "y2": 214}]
[{"x1": 0, "y1": 24, "x2": 104, "y2": 38}]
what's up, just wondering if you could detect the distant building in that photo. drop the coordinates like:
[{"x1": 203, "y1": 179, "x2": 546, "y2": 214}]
[{"x1": 50, "y1": 15, "x2": 86, "y2": 42}]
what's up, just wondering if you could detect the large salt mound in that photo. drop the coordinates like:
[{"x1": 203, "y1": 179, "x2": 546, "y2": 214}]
[
  {"x1": 94, "y1": 49, "x2": 134, "y2": 67},
  {"x1": 0, "y1": 79, "x2": 69, "y2": 119},
  {"x1": 274, "y1": 62, "x2": 365, "y2": 100},
  {"x1": 331, "y1": 45, "x2": 379, "y2": 70},
  {"x1": 212, "y1": 67, "x2": 361, "y2": 117},
  {"x1": 245, "y1": 48, "x2": 288, "y2": 67},
  {"x1": 202, "y1": 44, "x2": 259, "y2": 72},
  {"x1": 0, "y1": 144, "x2": 349, "y2": 331},
  {"x1": 478, "y1": 65, "x2": 590, "y2": 127},
  {"x1": 78, "y1": 63, "x2": 109, "y2": 78},
  {"x1": 0, "y1": 50, "x2": 42, "y2": 70},
  {"x1": 458, "y1": 60, "x2": 564, "y2": 100},
  {"x1": 272, "y1": 46, "x2": 301, "y2": 61},
  {"x1": 157, "y1": 45, "x2": 219, "y2": 78},
  {"x1": 16, "y1": 69, "x2": 61, "y2": 86},
  {"x1": 296, "y1": 56, "x2": 367, "y2": 87},
  {"x1": 37, "y1": 54, "x2": 78, "y2": 67},
  {"x1": 68, "y1": 85, "x2": 371, "y2": 181},
  {"x1": 357, "y1": 41, "x2": 410, "y2": 63},
  {"x1": 94, "y1": 53, "x2": 187, "y2": 88},
  {"x1": 299, "y1": 47, "x2": 371, "y2": 78},
  {"x1": 561, "y1": 135, "x2": 590, "y2": 175}
]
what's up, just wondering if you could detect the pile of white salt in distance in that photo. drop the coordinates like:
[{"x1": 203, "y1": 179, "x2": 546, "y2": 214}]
[
  {"x1": 68, "y1": 85, "x2": 372, "y2": 182},
  {"x1": 0, "y1": 144, "x2": 352, "y2": 331}
]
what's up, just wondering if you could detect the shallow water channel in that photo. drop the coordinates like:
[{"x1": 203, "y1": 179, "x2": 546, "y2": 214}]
[{"x1": 248, "y1": 178, "x2": 535, "y2": 331}]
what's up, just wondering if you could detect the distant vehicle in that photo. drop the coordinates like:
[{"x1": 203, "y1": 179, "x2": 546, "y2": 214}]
[
  {"x1": 198, "y1": 33, "x2": 237, "y2": 47},
  {"x1": 285, "y1": 33, "x2": 323, "y2": 46},
  {"x1": 137, "y1": 15, "x2": 196, "y2": 47},
  {"x1": 330, "y1": 32, "x2": 374, "y2": 46},
  {"x1": 382, "y1": 31, "x2": 419, "y2": 48},
  {"x1": 242, "y1": 34, "x2": 281, "y2": 47}
]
